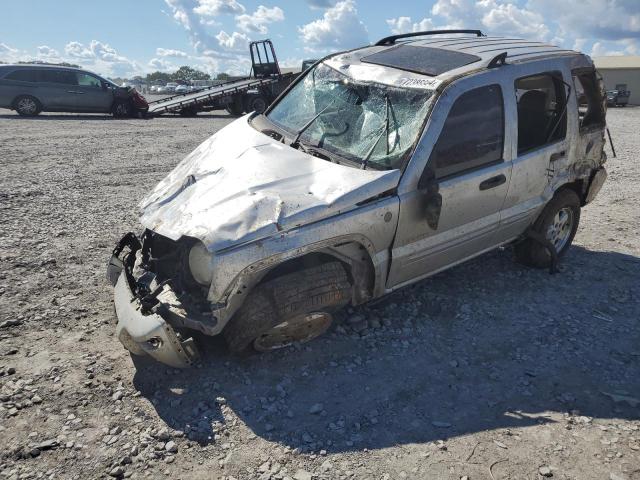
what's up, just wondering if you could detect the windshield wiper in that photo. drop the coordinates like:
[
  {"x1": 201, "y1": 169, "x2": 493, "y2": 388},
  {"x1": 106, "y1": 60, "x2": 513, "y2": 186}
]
[
  {"x1": 361, "y1": 95, "x2": 390, "y2": 170},
  {"x1": 290, "y1": 100, "x2": 337, "y2": 149}
]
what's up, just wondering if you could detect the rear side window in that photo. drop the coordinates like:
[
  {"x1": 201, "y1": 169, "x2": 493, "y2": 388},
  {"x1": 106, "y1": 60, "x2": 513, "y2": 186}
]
[
  {"x1": 573, "y1": 69, "x2": 605, "y2": 130},
  {"x1": 5, "y1": 69, "x2": 39, "y2": 82},
  {"x1": 40, "y1": 70, "x2": 77, "y2": 85},
  {"x1": 515, "y1": 72, "x2": 567, "y2": 154},
  {"x1": 429, "y1": 84, "x2": 504, "y2": 179}
]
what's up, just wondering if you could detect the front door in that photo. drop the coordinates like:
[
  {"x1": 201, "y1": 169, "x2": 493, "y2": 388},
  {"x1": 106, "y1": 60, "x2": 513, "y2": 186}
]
[
  {"x1": 387, "y1": 83, "x2": 511, "y2": 288},
  {"x1": 72, "y1": 72, "x2": 114, "y2": 112}
]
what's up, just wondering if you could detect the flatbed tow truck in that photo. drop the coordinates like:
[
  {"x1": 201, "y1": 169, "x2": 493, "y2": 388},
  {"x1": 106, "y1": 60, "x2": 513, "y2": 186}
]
[{"x1": 147, "y1": 40, "x2": 295, "y2": 117}]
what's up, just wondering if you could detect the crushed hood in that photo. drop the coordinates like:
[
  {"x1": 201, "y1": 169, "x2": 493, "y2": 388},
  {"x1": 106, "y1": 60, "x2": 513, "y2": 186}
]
[{"x1": 139, "y1": 116, "x2": 401, "y2": 251}]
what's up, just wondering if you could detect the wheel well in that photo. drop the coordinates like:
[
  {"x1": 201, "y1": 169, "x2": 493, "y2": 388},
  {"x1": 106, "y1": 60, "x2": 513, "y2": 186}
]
[
  {"x1": 558, "y1": 179, "x2": 586, "y2": 205},
  {"x1": 257, "y1": 243, "x2": 375, "y2": 305}
]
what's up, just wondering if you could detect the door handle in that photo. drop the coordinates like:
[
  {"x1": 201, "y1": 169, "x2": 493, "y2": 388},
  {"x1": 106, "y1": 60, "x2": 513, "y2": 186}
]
[
  {"x1": 550, "y1": 151, "x2": 566, "y2": 162},
  {"x1": 66, "y1": 90, "x2": 84, "y2": 94},
  {"x1": 479, "y1": 174, "x2": 506, "y2": 191}
]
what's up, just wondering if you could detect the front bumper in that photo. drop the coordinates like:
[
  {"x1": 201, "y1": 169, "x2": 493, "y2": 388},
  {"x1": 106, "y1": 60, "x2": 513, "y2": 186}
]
[
  {"x1": 112, "y1": 271, "x2": 198, "y2": 368},
  {"x1": 107, "y1": 234, "x2": 199, "y2": 368}
]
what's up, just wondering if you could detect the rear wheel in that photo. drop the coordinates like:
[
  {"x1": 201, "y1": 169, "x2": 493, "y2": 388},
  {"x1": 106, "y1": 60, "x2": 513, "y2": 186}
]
[
  {"x1": 514, "y1": 188, "x2": 581, "y2": 268},
  {"x1": 246, "y1": 95, "x2": 268, "y2": 114},
  {"x1": 224, "y1": 262, "x2": 351, "y2": 353},
  {"x1": 14, "y1": 95, "x2": 41, "y2": 116}
]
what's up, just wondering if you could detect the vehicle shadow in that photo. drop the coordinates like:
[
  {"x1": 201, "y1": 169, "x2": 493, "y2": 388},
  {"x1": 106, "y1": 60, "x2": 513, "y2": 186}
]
[
  {"x1": 0, "y1": 113, "x2": 234, "y2": 120},
  {"x1": 132, "y1": 245, "x2": 640, "y2": 452},
  {"x1": 0, "y1": 114, "x2": 141, "y2": 121}
]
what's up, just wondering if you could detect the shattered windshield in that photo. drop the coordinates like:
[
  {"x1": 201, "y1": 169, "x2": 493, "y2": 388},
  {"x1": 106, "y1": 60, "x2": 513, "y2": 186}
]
[{"x1": 267, "y1": 63, "x2": 434, "y2": 170}]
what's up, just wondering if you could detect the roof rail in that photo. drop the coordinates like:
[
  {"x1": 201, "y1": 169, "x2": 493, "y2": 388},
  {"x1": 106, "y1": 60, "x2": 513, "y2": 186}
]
[
  {"x1": 375, "y1": 29, "x2": 485, "y2": 46},
  {"x1": 487, "y1": 52, "x2": 508, "y2": 68}
]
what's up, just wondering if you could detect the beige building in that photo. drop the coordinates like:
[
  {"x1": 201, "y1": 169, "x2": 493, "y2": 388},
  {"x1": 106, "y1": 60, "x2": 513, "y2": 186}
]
[{"x1": 593, "y1": 56, "x2": 640, "y2": 105}]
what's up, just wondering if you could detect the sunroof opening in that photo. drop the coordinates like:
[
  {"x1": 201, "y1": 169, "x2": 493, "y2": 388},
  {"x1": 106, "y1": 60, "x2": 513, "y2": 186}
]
[{"x1": 361, "y1": 44, "x2": 481, "y2": 76}]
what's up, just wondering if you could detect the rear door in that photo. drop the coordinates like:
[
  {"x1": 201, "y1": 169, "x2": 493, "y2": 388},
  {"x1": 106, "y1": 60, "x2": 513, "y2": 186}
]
[
  {"x1": 37, "y1": 69, "x2": 79, "y2": 110},
  {"x1": 497, "y1": 68, "x2": 571, "y2": 240},
  {"x1": 387, "y1": 79, "x2": 512, "y2": 288},
  {"x1": 72, "y1": 72, "x2": 114, "y2": 112}
]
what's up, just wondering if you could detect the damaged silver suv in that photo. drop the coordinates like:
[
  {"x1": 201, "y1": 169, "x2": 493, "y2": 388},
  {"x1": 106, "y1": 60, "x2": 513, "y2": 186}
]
[{"x1": 107, "y1": 30, "x2": 608, "y2": 367}]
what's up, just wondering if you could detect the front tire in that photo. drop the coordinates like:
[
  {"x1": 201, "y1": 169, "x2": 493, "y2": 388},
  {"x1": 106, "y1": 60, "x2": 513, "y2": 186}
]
[
  {"x1": 14, "y1": 95, "x2": 41, "y2": 116},
  {"x1": 225, "y1": 97, "x2": 244, "y2": 116},
  {"x1": 515, "y1": 188, "x2": 581, "y2": 268},
  {"x1": 112, "y1": 100, "x2": 133, "y2": 118},
  {"x1": 224, "y1": 262, "x2": 351, "y2": 353}
]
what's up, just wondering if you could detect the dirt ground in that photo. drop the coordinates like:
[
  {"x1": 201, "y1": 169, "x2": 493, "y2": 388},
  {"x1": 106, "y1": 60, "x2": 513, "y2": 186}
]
[{"x1": 0, "y1": 106, "x2": 638, "y2": 480}]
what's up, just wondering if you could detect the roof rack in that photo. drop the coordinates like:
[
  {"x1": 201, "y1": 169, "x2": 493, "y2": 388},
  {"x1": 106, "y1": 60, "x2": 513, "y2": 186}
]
[{"x1": 375, "y1": 30, "x2": 485, "y2": 47}]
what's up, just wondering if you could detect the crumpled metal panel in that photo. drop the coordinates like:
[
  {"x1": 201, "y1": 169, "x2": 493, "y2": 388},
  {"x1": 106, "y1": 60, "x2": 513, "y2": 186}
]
[{"x1": 139, "y1": 116, "x2": 401, "y2": 251}]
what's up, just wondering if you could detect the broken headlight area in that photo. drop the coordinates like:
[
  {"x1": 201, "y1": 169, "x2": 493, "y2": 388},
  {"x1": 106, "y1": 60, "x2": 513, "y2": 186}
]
[{"x1": 108, "y1": 230, "x2": 218, "y2": 367}]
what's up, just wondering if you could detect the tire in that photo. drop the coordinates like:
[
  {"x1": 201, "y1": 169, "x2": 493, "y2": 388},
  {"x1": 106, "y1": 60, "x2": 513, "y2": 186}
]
[
  {"x1": 14, "y1": 95, "x2": 41, "y2": 116},
  {"x1": 514, "y1": 188, "x2": 581, "y2": 268},
  {"x1": 247, "y1": 95, "x2": 267, "y2": 114},
  {"x1": 179, "y1": 107, "x2": 198, "y2": 117},
  {"x1": 224, "y1": 262, "x2": 351, "y2": 353},
  {"x1": 225, "y1": 97, "x2": 244, "y2": 116},
  {"x1": 112, "y1": 100, "x2": 132, "y2": 118}
]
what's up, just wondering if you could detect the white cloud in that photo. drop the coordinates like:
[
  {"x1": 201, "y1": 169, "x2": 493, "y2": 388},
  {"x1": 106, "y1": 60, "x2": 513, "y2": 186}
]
[
  {"x1": 591, "y1": 42, "x2": 626, "y2": 57},
  {"x1": 64, "y1": 40, "x2": 139, "y2": 77},
  {"x1": 215, "y1": 30, "x2": 250, "y2": 51},
  {"x1": 306, "y1": 0, "x2": 338, "y2": 8},
  {"x1": 0, "y1": 42, "x2": 23, "y2": 63},
  {"x1": 164, "y1": 0, "x2": 253, "y2": 70},
  {"x1": 279, "y1": 56, "x2": 303, "y2": 68},
  {"x1": 36, "y1": 45, "x2": 60, "y2": 59},
  {"x1": 0, "y1": 42, "x2": 18, "y2": 55},
  {"x1": 193, "y1": 0, "x2": 245, "y2": 16},
  {"x1": 298, "y1": 0, "x2": 368, "y2": 53},
  {"x1": 64, "y1": 41, "x2": 94, "y2": 59},
  {"x1": 386, "y1": 16, "x2": 435, "y2": 34},
  {"x1": 148, "y1": 57, "x2": 177, "y2": 71},
  {"x1": 236, "y1": 5, "x2": 285, "y2": 34},
  {"x1": 386, "y1": 0, "x2": 639, "y2": 57},
  {"x1": 156, "y1": 47, "x2": 188, "y2": 57}
]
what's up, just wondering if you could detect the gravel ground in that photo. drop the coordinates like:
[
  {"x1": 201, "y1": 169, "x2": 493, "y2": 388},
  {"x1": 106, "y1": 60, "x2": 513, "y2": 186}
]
[{"x1": 0, "y1": 107, "x2": 638, "y2": 480}]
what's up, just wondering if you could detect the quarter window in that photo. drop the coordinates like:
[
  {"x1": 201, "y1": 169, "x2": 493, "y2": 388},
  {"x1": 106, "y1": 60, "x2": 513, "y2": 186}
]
[
  {"x1": 515, "y1": 72, "x2": 567, "y2": 154},
  {"x1": 573, "y1": 69, "x2": 605, "y2": 130},
  {"x1": 428, "y1": 84, "x2": 504, "y2": 179}
]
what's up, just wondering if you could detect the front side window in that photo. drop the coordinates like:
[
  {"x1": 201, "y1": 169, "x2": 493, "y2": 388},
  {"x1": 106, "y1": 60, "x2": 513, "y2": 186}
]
[
  {"x1": 515, "y1": 72, "x2": 567, "y2": 154},
  {"x1": 428, "y1": 84, "x2": 504, "y2": 179},
  {"x1": 266, "y1": 63, "x2": 434, "y2": 170},
  {"x1": 76, "y1": 73, "x2": 102, "y2": 88}
]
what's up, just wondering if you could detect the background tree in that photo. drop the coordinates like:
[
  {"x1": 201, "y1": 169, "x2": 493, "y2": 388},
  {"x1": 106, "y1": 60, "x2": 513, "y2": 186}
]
[
  {"x1": 145, "y1": 71, "x2": 172, "y2": 84},
  {"x1": 172, "y1": 66, "x2": 210, "y2": 82}
]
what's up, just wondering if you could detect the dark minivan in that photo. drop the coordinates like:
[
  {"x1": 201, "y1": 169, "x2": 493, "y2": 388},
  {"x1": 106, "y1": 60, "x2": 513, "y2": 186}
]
[{"x1": 0, "y1": 64, "x2": 148, "y2": 117}]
